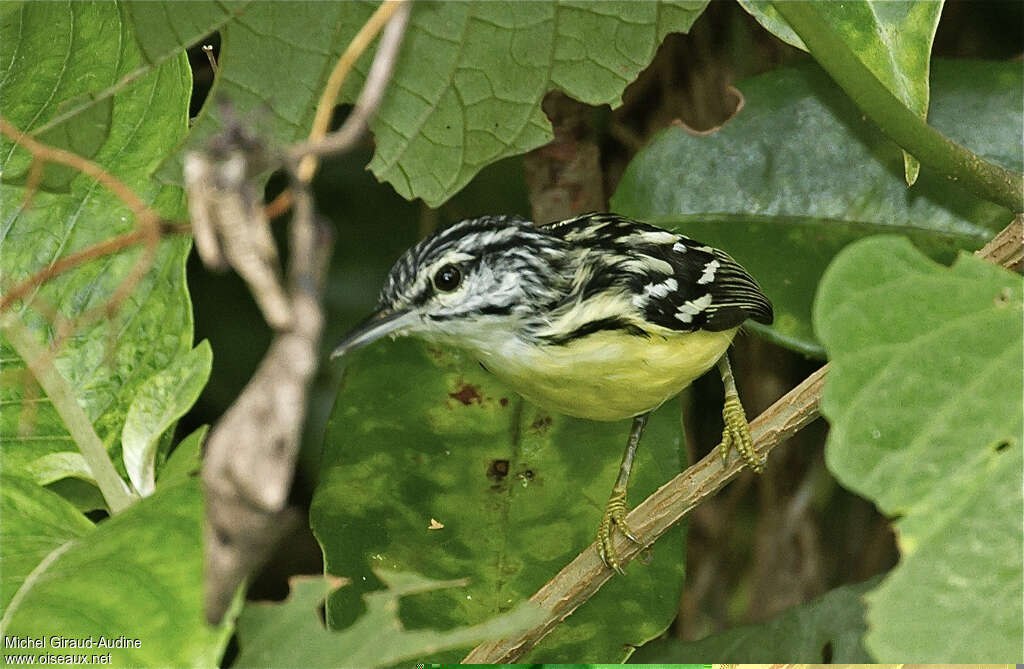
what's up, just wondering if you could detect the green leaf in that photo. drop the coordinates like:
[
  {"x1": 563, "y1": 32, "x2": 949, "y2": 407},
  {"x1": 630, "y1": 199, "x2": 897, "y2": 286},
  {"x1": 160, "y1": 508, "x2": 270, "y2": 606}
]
[
  {"x1": 611, "y1": 60, "x2": 1020, "y2": 357},
  {"x1": 737, "y1": 1, "x2": 805, "y2": 50},
  {"x1": 814, "y1": 236, "x2": 1023, "y2": 661},
  {"x1": 123, "y1": 1, "x2": 250, "y2": 65},
  {"x1": 740, "y1": 1, "x2": 944, "y2": 184},
  {"x1": 630, "y1": 576, "x2": 880, "y2": 663},
  {"x1": 25, "y1": 451, "x2": 95, "y2": 487},
  {"x1": 0, "y1": 472, "x2": 94, "y2": 612},
  {"x1": 234, "y1": 570, "x2": 542, "y2": 667},
  {"x1": 0, "y1": 2, "x2": 196, "y2": 490},
  {"x1": 0, "y1": 1, "x2": 242, "y2": 182},
  {"x1": 158, "y1": 425, "x2": 207, "y2": 489},
  {"x1": 311, "y1": 339, "x2": 687, "y2": 663},
  {"x1": 157, "y1": 1, "x2": 708, "y2": 205},
  {"x1": 122, "y1": 341, "x2": 212, "y2": 496},
  {"x1": 0, "y1": 480, "x2": 232, "y2": 666}
]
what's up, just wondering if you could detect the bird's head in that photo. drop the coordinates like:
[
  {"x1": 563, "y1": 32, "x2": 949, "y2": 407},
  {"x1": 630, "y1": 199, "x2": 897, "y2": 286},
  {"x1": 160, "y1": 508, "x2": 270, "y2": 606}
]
[{"x1": 331, "y1": 215, "x2": 569, "y2": 358}]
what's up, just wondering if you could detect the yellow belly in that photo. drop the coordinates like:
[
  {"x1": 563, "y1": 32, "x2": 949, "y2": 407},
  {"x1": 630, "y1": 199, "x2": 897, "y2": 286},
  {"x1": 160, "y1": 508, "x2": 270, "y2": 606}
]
[{"x1": 473, "y1": 328, "x2": 737, "y2": 421}]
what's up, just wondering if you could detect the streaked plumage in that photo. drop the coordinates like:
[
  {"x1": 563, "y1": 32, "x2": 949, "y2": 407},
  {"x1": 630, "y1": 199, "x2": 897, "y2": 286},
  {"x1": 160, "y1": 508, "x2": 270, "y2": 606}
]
[{"x1": 339, "y1": 213, "x2": 772, "y2": 420}]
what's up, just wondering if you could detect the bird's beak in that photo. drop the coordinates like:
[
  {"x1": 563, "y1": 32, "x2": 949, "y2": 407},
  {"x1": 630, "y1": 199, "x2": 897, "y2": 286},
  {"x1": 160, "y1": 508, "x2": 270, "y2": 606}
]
[{"x1": 330, "y1": 308, "x2": 418, "y2": 359}]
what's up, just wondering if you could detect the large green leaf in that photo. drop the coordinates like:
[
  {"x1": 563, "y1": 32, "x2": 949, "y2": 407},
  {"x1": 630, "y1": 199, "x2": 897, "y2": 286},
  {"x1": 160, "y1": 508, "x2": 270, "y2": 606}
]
[
  {"x1": 311, "y1": 339, "x2": 688, "y2": 663},
  {"x1": 739, "y1": 1, "x2": 943, "y2": 183},
  {"x1": 0, "y1": 2, "x2": 196, "y2": 498},
  {"x1": 234, "y1": 571, "x2": 541, "y2": 667},
  {"x1": 0, "y1": 473, "x2": 94, "y2": 613},
  {"x1": 0, "y1": 1, "x2": 243, "y2": 183},
  {"x1": 814, "y1": 236, "x2": 1023, "y2": 661},
  {"x1": 0, "y1": 480, "x2": 231, "y2": 666},
  {"x1": 611, "y1": 60, "x2": 1021, "y2": 357},
  {"x1": 630, "y1": 576, "x2": 880, "y2": 663},
  {"x1": 156, "y1": 1, "x2": 709, "y2": 205}
]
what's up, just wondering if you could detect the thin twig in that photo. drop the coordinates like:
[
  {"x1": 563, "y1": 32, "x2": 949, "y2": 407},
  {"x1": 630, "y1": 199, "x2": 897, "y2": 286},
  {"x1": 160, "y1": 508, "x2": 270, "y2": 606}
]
[
  {"x1": 1, "y1": 118, "x2": 157, "y2": 222},
  {"x1": 0, "y1": 118, "x2": 180, "y2": 315},
  {"x1": 202, "y1": 44, "x2": 218, "y2": 73},
  {"x1": 975, "y1": 214, "x2": 1023, "y2": 271},
  {"x1": 264, "y1": 0, "x2": 411, "y2": 215},
  {"x1": 463, "y1": 220, "x2": 1022, "y2": 663},
  {"x1": 291, "y1": 0, "x2": 411, "y2": 165},
  {"x1": 0, "y1": 222, "x2": 191, "y2": 314},
  {"x1": 464, "y1": 366, "x2": 827, "y2": 663}
]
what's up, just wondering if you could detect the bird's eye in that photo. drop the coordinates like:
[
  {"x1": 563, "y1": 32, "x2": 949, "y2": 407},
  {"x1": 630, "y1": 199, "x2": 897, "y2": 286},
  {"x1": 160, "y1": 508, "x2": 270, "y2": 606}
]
[{"x1": 433, "y1": 263, "x2": 462, "y2": 292}]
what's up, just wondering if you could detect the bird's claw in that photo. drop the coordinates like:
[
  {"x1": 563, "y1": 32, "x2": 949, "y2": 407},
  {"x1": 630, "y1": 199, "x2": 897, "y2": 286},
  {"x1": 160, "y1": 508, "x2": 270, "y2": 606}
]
[
  {"x1": 718, "y1": 393, "x2": 763, "y2": 473},
  {"x1": 597, "y1": 486, "x2": 641, "y2": 573}
]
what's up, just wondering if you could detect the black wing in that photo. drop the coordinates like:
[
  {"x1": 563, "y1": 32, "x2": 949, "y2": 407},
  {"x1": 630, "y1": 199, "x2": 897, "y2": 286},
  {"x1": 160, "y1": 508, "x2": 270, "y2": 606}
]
[{"x1": 543, "y1": 213, "x2": 773, "y2": 333}]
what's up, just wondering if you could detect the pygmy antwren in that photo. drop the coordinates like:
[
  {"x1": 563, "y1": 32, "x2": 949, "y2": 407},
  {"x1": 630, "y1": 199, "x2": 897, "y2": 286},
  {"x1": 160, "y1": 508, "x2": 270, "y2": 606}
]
[{"x1": 332, "y1": 213, "x2": 773, "y2": 572}]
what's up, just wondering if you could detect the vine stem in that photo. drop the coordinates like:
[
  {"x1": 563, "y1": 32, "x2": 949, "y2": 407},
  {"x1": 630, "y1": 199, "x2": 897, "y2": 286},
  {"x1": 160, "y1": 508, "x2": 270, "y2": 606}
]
[
  {"x1": 1, "y1": 313, "x2": 135, "y2": 513},
  {"x1": 770, "y1": 1, "x2": 1023, "y2": 213},
  {"x1": 463, "y1": 221, "x2": 1021, "y2": 663},
  {"x1": 264, "y1": 0, "x2": 411, "y2": 216}
]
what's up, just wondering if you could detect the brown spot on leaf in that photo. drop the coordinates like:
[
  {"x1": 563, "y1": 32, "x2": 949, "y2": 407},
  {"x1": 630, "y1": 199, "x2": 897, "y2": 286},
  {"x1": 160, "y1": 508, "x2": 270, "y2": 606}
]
[
  {"x1": 449, "y1": 381, "x2": 483, "y2": 406},
  {"x1": 499, "y1": 397, "x2": 508, "y2": 407},
  {"x1": 487, "y1": 459, "x2": 510, "y2": 481},
  {"x1": 529, "y1": 414, "x2": 552, "y2": 434}
]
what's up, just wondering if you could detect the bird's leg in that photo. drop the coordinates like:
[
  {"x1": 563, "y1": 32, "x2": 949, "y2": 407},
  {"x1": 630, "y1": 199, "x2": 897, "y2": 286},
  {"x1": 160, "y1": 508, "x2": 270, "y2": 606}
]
[
  {"x1": 598, "y1": 412, "x2": 648, "y2": 574},
  {"x1": 716, "y1": 354, "x2": 764, "y2": 473}
]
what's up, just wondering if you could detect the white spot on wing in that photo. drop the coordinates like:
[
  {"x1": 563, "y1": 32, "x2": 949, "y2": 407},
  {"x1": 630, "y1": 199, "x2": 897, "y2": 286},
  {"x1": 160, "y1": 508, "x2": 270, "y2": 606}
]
[
  {"x1": 634, "y1": 276, "x2": 677, "y2": 308},
  {"x1": 672, "y1": 242, "x2": 688, "y2": 253},
  {"x1": 644, "y1": 277, "x2": 677, "y2": 298},
  {"x1": 675, "y1": 293, "x2": 712, "y2": 323},
  {"x1": 618, "y1": 230, "x2": 678, "y2": 247},
  {"x1": 697, "y1": 259, "x2": 720, "y2": 285}
]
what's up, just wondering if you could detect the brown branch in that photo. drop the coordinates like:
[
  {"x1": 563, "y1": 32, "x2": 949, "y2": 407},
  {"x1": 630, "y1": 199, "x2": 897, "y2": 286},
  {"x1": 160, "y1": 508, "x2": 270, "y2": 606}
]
[
  {"x1": 975, "y1": 214, "x2": 1022, "y2": 272},
  {"x1": 0, "y1": 221, "x2": 190, "y2": 314},
  {"x1": 0, "y1": 118, "x2": 188, "y2": 323},
  {"x1": 523, "y1": 91, "x2": 606, "y2": 224},
  {"x1": 1, "y1": 118, "x2": 157, "y2": 222},
  {"x1": 463, "y1": 220, "x2": 1021, "y2": 663},
  {"x1": 200, "y1": 2, "x2": 412, "y2": 623}
]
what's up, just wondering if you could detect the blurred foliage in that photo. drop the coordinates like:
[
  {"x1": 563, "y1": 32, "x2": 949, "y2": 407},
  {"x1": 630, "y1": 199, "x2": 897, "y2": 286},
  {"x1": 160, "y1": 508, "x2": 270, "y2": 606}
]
[
  {"x1": 815, "y1": 238, "x2": 1023, "y2": 661},
  {"x1": 630, "y1": 576, "x2": 879, "y2": 663},
  {"x1": 0, "y1": 1, "x2": 195, "y2": 510},
  {"x1": 0, "y1": 477, "x2": 232, "y2": 666},
  {"x1": 234, "y1": 571, "x2": 542, "y2": 667}
]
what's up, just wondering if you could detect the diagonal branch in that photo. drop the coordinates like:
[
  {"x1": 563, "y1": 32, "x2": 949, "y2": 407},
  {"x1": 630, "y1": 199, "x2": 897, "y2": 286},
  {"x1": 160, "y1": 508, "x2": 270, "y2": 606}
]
[
  {"x1": 199, "y1": 2, "x2": 413, "y2": 624},
  {"x1": 463, "y1": 220, "x2": 1021, "y2": 663}
]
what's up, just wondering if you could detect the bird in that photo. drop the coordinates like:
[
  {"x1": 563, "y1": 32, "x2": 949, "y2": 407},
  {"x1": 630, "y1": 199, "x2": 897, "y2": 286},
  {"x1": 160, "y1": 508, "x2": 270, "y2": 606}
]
[{"x1": 332, "y1": 212, "x2": 773, "y2": 572}]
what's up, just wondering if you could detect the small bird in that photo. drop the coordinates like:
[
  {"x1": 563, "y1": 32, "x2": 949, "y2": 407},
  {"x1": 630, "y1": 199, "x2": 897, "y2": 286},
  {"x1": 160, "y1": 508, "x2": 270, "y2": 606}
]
[{"x1": 333, "y1": 213, "x2": 773, "y2": 572}]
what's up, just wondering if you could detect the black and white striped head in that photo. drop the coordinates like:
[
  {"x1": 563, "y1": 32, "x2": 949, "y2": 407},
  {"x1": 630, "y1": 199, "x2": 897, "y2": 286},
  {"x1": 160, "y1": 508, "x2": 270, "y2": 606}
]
[{"x1": 331, "y1": 216, "x2": 570, "y2": 356}]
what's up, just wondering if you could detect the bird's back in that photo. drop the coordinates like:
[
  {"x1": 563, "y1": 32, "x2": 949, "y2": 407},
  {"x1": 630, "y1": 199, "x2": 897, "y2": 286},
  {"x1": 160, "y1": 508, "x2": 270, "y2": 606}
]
[{"x1": 469, "y1": 213, "x2": 773, "y2": 420}]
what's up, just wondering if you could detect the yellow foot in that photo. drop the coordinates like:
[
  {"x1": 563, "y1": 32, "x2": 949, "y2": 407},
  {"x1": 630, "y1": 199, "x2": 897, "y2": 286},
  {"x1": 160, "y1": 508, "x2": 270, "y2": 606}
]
[
  {"x1": 718, "y1": 393, "x2": 764, "y2": 473},
  {"x1": 597, "y1": 486, "x2": 641, "y2": 574}
]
